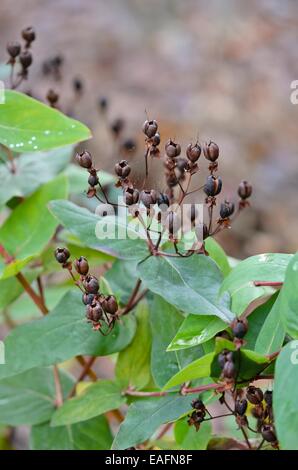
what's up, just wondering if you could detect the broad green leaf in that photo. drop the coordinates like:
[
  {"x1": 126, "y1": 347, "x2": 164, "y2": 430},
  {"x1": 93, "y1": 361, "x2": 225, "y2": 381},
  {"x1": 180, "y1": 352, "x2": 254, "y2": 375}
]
[
  {"x1": 0, "y1": 90, "x2": 91, "y2": 152},
  {"x1": 220, "y1": 253, "x2": 292, "y2": 314},
  {"x1": 274, "y1": 341, "x2": 298, "y2": 449},
  {"x1": 0, "y1": 267, "x2": 41, "y2": 310},
  {"x1": 204, "y1": 237, "x2": 231, "y2": 277},
  {"x1": 254, "y1": 293, "x2": 285, "y2": 355},
  {"x1": 105, "y1": 259, "x2": 139, "y2": 304},
  {"x1": 116, "y1": 302, "x2": 152, "y2": 389},
  {"x1": 0, "y1": 367, "x2": 73, "y2": 426},
  {"x1": 174, "y1": 418, "x2": 212, "y2": 450},
  {"x1": 112, "y1": 395, "x2": 193, "y2": 449},
  {"x1": 0, "y1": 174, "x2": 68, "y2": 277},
  {"x1": 64, "y1": 164, "x2": 114, "y2": 194},
  {"x1": 163, "y1": 354, "x2": 214, "y2": 390},
  {"x1": 49, "y1": 200, "x2": 149, "y2": 260},
  {"x1": 244, "y1": 293, "x2": 278, "y2": 350},
  {"x1": 51, "y1": 380, "x2": 125, "y2": 426},
  {"x1": 279, "y1": 252, "x2": 298, "y2": 338},
  {"x1": 31, "y1": 415, "x2": 112, "y2": 450},
  {"x1": 167, "y1": 315, "x2": 226, "y2": 351},
  {"x1": 0, "y1": 290, "x2": 136, "y2": 380},
  {"x1": 0, "y1": 147, "x2": 72, "y2": 207},
  {"x1": 138, "y1": 255, "x2": 234, "y2": 322},
  {"x1": 150, "y1": 296, "x2": 204, "y2": 388}
]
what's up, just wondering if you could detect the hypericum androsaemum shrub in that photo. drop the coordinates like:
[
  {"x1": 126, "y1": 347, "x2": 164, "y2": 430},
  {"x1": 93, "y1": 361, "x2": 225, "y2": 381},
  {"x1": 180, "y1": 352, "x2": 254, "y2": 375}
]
[{"x1": 0, "y1": 27, "x2": 297, "y2": 451}]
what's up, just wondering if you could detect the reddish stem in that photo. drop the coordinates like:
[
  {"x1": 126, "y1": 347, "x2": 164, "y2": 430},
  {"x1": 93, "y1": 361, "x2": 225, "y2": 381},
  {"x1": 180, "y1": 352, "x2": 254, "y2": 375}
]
[{"x1": 254, "y1": 281, "x2": 283, "y2": 288}]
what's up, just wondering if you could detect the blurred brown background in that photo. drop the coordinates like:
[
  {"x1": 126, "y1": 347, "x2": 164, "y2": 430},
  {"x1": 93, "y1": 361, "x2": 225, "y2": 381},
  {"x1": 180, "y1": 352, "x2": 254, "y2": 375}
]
[{"x1": 1, "y1": 0, "x2": 298, "y2": 258}]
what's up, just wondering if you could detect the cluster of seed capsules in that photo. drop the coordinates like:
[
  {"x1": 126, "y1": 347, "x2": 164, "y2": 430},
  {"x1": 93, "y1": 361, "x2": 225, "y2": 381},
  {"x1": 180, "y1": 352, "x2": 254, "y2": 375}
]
[
  {"x1": 6, "y1": 27, "x2": 35, "y2": 83},
  {"x1": 54, "y1": 247, "x2": 119, "y2": 334}
]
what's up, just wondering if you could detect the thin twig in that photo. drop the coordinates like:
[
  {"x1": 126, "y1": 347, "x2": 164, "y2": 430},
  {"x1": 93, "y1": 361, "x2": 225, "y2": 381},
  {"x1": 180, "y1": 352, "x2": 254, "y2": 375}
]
[{"x1": 53, "y1": 365, "x2": 63, "y2": 407}]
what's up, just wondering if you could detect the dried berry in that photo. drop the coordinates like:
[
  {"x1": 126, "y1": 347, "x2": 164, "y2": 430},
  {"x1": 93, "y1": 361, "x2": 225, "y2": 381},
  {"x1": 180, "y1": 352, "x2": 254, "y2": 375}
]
[
  {"x1": 191, "y1": 399, "x2": 205, "y2": 411},
  {"x1": 142, "y1": 119, "x2": 158, "y2": 139},
  {"x1": 114, "y1": 160, "x2": 131, "y2": 179},
  {"x1": 220, "y1": 200, "x2": 235, "y2": 219},
  {"x1": 238, "y1": 180, "x2": 252, "y2": 200},
  {"x1": 165, "y1": 139, "x2": 181, "y2": 158},
  {"x1": 86, "y1": 302, "x2": 103, "y2": 322},
  {"x1": 124, "y1": 187, "x2": 139, "y2": 206},
  {"x1": 82, "y1": 293, "x2": 96, "y2": 305},
  {"x1": 7, "y1": 41, "x2": 21, "y2": 58},
  {"x1": 102, "y1": 295, "x2": 118, "y2": 314},
  {"x1": 157, "y1": 193, "x2": 170, "y2": 208},
  {"x1": 186, "y1": 143, "x2": 201, "y2": 163},
  {"x1": 88, "y1": 174, "x2": 99, "y2": 187},
  {"x1": 54, "y1": 247, "x2": 70, "y2": 264},
  {"x1": 176, "y1": 157, "x2": 189, "y2": 173},
  {"x1": 166, "y1": 211, "x2": 180, "y2": 237},
  {"x1": 264, "y1": 390, "x2": 273, "y2": 407},
  {"x1": 230, "y1": 318, "x2": 248, "y2": 339},
  {"x1": 261, "y1": 425, "x2": 277, "y2": 443},
  {"x1": 22, "y1": 26, "x2": 36, "y2": 46},
  {"x1": 122, "y1": 138, "x2": 136, "y2": 152},
  {"x1": 19, "y1": 50, "x2": 33, "y2": 69},
  {"x1": 76, "y1": 150, "x2": 93, "y2": 169},
  {"x1": 222, "y1": 360, "x2": 235, "y2": 379},
  {"x1": 140, "y1": 189, "x2": 157, "y2": 208},
  {"x1": 74, "y1": 256, "x2": 89, "y2": 276},
  {"x1": 73, "y1": 77, "x2": 83, "y2": 95},
  {"x1": 246, "y1": 386, "x2": 263, "y2": 405},
  {"x1": 251, "y1": 404, "x2": 263, "y2": 419},
  {"x1": 111, "y1": 118, "x2": 124, "y2": 137},
  {"x1": 187, "y1": 410, "x2": 205, "y2": 431},
  {"x1": 204, "y1": 175, "x2": 222, "y2": 197},
  {"x1": 83, "y1": 275, "x2": 99, "y2": 294},
  {"x1": 151, "y1": 132, "x2": 160, "y2": 147},
  {"x1": 235, "y1": 399, "x2": 248, "y2": 416},
  {"x1": 203, "y1": 141, "x2": 219, "y2": 162},
  {"x1": 46, "y1": 89, "x2": 59, "y2": 106}
]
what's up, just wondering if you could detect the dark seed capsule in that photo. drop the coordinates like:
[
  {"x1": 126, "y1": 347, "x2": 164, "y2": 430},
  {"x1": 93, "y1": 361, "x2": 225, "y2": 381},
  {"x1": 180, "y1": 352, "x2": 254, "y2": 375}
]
[
  {"x1": 186, "y1": 143, "x2": 201, "y2": 163},
  {"x1": 238, "y1": 180, "x2": 252, "y2": 200},
  {"x1": 73, "y1": 77, "x2": 83, "y2": 94},
  {"x1": 223, "y1": 360, "x2": 235, "y2": 379},
  {"x1": 114, "y1": 160, "x2": 131, "y2": 178},
  {"x1": 86, "y1": 302, "x2": 103, "y2": 322},
  {"x1": 142, "y1": 119, "x2": 158, "y2": 139},
  {"x1": 76, "y1": 150, "x2": 93, "y2": 169},
  {"x1": 195, "y1": 223, "x2": 209, "y2": 242},
  {"x1": 22, "y1": 26, "x2": 36, "y2": 44},
  {"x1": 102, "y1": 295, "x2": 118, "y2": 314},
  {"x1": 261, "y1": 425, "x2": 277, "y2": 443},
  {"x1": 218, "y1": 352, "x2": 226, "y2": 369},
  {"x1": 246, "y1": 386, "x2": 263, "y2": 405},
  {"x1": 140, "y1": 189, "x2": 157, "y2": 208},
  {"x1": 82, "y1": 293, "x2": 95, "y2": 305},
  {"x1": 110, "y1": 118, "x2": 124, "y2": 137},
  {"x1": 98, "y1": 96, "x2": 108, "y2": 112},
  {"x1": 264, "y1": 390, "x2": 273, "y2": 407},
  {"x1": 251, "y1": 404, "x2": 263, "y2": 419},
  {"x1": 231, "y1": 318, "x2": 248, "y2": 339},
  {"x1": 176, "y1": 157, "x2": 189, "y2": 173},
  {"x1": 19, "y1": 50, "x2": 33, "y2": 69},
  {"x1": 122, "y1": 138, "x2": 136, "y2": 152},
  {"x1": 83, "y1": 275, "x2": 99, "y2": 294},
  {"x1": 46, "y1": 89, "x2": 59, "y2": 105},
  {"x1": 204, "y1": 175, "x2": 222, "y2": 197},
  {"x1": 235, "y1": 399, "x2": 248, "y2": 416},
  {"x1": 166, "y1": 211, "x2": 180, "y2": 236},
  {"x1": 166, "y1": 172, "x2": 178, "y2": 187},
  {"x1": 54, "y1": 247, "x2": 70, "y2": 264},
  {"x1": 124, "y1": 187, "x2": 139, "y2": 206},
  {"x1": 157, "y1": 193, "x2": 169, "y2": 208},
  {"x1": 151, "y1": 132, "x2": 160, "y2": 146},
  {"x1": 7, "y1": 41, "x2": 21, "y2": 58},
  {"x1": 191, "y1": 399, "x2": 205, "y2": 410},
  {"x1": 203, "y1": 141, "x2": 219, "y2": 162},
  {"x1": 165, "y1": 139, "x2": 181, "y2": 158},
  {"x1": 220, "y1": 200, "x2": 235, "y2": 219},
  {"x1": 88, "y1": 174, "x2": 99, "y2": 187},
  {"x1": 74, "y1": 256, "x2": 89, "y2": 276}
]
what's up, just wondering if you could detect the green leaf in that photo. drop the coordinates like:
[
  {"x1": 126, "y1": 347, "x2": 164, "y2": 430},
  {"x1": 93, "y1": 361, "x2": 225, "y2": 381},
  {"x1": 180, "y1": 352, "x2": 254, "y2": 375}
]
[
  {"x1": 150, "y1": 296, "x2": 204, "y2": 388},
  {"x1": 167, "y1": 315, "x2": 226, "y2": 352},
  {"x1": 64, "y1": 164, "x2": 114, "y2": 194},
  {"x1": 220, "y1": 253, "x2": 292, "y2": 314},
  {"x1": 0, "y1": 367, "x2": 73, "y2": 426},
  {"x1": 279, "y1": 252, "x2": 298, "y2": 338},
  {"x1": 174, "y1": 418, "x2": 212, "y2": 450},
  {"x1": 204, "y1": 237, "x2": 231, "y2": 277},
  {"x1": 254, "y1": 293, "x2": 285, "y2": 355},
  {"x1": 0, "y1": 290, "x2": 136, "y2": 380},
  {"x1": 0, "y1": 175, "x2": 68, "y2": 277},
  {"x1": 105, "y1": 259, "x2": 139, "y2": 304},
  {"x1": 138, "y1": 255, "x2": 234, "y2": 322},
  {"x1": 112, "y1": 395, "x2": 193, "y2": 449},
  {"x1": 163, "y1": 354, "x2": 214, "y2": 390},
  {"x1": 31, "y1": 415, "x2": 112, "y2": 450},
  {"x1": 0, "y1": 267, "x2": 41, "y2": 310},
  {"x1": 274, "y1": 341, "x2": 298, "y2": 449},
  {"x1": 0, "y1": 147, "x2": 72, "y2": 207},
  {"x1": 49, "y1": 200, "x2": 149, "y2": 260},
  {"x1": 244, "y1": 293, "x2": 279, "y2": 350},
  {"x1": 0, "y1": 90, "x2": 91, "y2": 153},
  {"x1": 116, "y1": 302, "x2": 152, "y2": 389},
  {"x1": 51, "y1": 380, "x2": 125, "y2": 426}
]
